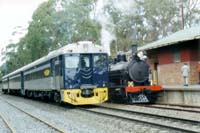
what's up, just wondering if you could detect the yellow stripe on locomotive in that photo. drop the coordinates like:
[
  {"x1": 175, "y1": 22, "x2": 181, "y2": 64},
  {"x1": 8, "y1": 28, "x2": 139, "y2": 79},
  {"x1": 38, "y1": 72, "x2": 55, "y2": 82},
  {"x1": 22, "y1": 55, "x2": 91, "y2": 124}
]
[{"x1": 60, "y1": 88, "x2": 108, "y2": 105}]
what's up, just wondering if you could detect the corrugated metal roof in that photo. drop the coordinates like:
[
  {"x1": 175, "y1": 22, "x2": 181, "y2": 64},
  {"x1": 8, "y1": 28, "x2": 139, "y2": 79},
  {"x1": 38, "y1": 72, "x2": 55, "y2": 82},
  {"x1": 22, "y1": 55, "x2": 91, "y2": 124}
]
[{"x1": 139, "y1": 25, "x2": 200, "y2": 51}]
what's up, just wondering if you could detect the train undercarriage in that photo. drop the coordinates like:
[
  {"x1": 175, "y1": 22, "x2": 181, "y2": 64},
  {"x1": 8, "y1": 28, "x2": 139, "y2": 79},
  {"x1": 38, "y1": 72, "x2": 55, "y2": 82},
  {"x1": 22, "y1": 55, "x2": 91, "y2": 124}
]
[{"x1": 108, "y1": 85, "x2": 162, "y2": 104}]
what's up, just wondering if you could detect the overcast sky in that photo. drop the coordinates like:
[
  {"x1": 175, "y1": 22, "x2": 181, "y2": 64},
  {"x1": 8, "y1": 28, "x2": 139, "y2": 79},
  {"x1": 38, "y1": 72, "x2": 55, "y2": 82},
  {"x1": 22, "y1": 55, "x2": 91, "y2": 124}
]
[{"x1": 0, "y1": 0, "x2": 47, "y2": 51}]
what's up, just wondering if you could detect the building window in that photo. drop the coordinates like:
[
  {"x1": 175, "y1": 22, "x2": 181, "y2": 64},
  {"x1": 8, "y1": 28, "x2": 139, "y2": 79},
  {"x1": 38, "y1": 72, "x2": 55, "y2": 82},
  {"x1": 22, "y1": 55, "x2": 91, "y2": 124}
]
[{"x1": 173, "y1": 50, "x2": 180, "y2": 62}]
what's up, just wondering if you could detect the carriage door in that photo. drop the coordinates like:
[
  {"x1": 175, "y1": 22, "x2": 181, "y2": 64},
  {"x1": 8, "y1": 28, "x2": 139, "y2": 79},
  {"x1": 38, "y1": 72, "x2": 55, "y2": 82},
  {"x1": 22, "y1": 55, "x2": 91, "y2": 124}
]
[
  {"x1": 51, "y1": 58, "x2": 57, "y2": 90},
  {"x1": 20, "y1": 72, "x2": 25, "y2": 95},
  {"x1": 80, "y1": 54, "x2": 93, "y2": 85}
]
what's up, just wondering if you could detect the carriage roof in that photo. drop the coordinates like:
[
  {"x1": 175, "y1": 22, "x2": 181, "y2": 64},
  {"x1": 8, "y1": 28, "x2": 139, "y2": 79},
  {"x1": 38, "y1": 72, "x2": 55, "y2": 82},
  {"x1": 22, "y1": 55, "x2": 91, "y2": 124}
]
[{"x1": 2, "y1": 41, "x2": 106, "y2": 79}]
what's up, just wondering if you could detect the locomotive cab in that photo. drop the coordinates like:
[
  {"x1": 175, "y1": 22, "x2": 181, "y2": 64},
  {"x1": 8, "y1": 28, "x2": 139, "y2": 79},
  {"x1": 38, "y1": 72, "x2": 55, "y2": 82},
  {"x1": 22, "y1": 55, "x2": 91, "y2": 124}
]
[{"x1": 61, "y1": 52, "x2": 108, "y2": 105}]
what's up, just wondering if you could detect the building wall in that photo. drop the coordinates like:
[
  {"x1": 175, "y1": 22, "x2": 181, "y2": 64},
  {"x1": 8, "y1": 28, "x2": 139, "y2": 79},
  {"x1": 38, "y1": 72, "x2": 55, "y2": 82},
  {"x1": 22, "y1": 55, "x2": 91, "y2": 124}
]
[
  {"x1": 158, "y1": 63, "x2": 182, "y2": 85},
  {"x1": 181, "y1": 49, "x2": 190, "y2": 61},
  {"x1": 157, "y1": 62, "x2": 198, "y2": 85},
  {"x1": 158, "y1": 50, "x2": 173, "y2": 65},
  {"x1": 198, "y1": 39, "x2": 200, "y2": 59},
  {"x1": 147, "y1": 39, "x2": 199, "y2": 85},
  {"x1": 189, "y1": 61, "x2": 198, "y2": 84}
]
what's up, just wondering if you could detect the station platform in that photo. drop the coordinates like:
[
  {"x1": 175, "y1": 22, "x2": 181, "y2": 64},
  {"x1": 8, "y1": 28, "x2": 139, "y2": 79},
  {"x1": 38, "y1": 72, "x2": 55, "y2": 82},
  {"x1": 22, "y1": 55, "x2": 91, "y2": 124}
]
[
  {"x1": 163, "y1": 85, "x2": 200, "y2": 90},
  {"x1": 156, "y1": 85, "x2": 200, "y2": 107}
]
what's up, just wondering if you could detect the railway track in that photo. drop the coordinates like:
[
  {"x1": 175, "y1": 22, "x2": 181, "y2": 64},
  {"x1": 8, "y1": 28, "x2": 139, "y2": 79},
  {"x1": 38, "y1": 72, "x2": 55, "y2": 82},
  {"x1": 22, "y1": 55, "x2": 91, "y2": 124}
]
[
  {"x1": 80, "y1": 105, "x2": 200, "y2": 133},
  {"x1": 0, "y1": 98, "x2": 65, "y2": 133},
  {"x1": 138, "y1": 104, "x2": 200, "y2": 114},
  {"x1": 155, "y1": 103, "x2": 200, "y2": 108},
  {"x1": 0, "y1": 112, "x2": 14, "y2": 133},
  {"x1": 2, "y1": 94, "x2": 200, "y2": 132}
]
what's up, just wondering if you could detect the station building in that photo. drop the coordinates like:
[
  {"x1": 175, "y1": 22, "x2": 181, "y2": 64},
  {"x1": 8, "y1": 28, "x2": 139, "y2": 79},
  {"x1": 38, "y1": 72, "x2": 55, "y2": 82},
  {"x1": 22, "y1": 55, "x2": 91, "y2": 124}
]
[{"x1": 139, "y1": 26, "x2": 200, "y2": 86}]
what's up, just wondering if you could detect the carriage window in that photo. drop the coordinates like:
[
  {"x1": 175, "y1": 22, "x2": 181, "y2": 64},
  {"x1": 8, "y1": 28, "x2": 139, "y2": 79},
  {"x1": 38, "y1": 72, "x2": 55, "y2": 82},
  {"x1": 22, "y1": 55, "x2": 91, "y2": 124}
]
[
  {"x1": 80, "y1": 55, "x2": 90, "y2": 68},
  {"x1": 93, "y1": 54, "x2": 107, "y2": 67},
  {"x1": 65, "y1": 55, "x2": 80, "y2": 68}
]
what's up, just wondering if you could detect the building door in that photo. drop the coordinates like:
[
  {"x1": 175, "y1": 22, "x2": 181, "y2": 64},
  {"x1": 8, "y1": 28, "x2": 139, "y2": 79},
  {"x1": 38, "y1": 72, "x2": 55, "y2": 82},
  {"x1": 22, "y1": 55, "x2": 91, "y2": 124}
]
[
  {"x1": 51, "y1": 59, "x2": 57, "y2": 90},
  {"x1": 153, "y1": 63, "x2": 158, "y2": 85}
]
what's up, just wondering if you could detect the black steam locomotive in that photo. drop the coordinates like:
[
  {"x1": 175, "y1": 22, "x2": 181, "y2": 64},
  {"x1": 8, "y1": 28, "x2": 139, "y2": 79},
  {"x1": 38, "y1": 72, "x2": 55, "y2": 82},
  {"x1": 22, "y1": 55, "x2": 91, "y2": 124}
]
[{"x1": 108, "y1": 44, "x2": 162, "y2": 103}]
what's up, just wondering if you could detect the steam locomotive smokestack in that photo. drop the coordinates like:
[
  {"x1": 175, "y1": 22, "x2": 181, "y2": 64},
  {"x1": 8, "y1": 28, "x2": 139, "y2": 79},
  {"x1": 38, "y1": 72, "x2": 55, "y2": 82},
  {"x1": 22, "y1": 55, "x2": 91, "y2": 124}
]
[{"x1": 131, "y1": 44, "x2": 137, "y2": 56}]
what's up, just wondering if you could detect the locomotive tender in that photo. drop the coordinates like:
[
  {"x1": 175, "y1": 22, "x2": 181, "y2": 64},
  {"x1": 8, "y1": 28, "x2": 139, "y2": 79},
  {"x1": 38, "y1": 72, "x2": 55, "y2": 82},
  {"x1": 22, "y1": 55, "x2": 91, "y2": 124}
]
[
  {"x1": 1, "y1": 41, "x2": 108, "y2": 105},
  {"x1": 109, "y1": 44, "x2": 162, "y2": 103}
]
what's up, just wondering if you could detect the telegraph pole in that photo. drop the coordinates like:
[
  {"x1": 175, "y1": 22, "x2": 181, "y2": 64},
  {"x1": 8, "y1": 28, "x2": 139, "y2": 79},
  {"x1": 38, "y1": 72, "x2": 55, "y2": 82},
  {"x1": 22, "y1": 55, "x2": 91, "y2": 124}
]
[{"x1": 181, "y1": 1, "x2": 184, "y2": 29}]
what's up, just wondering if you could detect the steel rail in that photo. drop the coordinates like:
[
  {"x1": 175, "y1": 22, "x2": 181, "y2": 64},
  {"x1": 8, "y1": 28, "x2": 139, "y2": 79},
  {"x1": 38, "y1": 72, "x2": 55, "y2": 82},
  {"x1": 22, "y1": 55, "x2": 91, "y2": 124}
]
[
  {"x1": 99, "y1": 104, "x2": 200, "y2": 124},
  {"x1": 79, "y1": 105, "x2": 200, "y2": 133},
  {"x1": 155, "y1": 103, "x2": 200, "y2": 108},
  {"x1": 137, "y1": 104, "x2": 200, "y2": 114},
  {"x1": 0, "y1": 112, "x2": 14, "y2": 133}
]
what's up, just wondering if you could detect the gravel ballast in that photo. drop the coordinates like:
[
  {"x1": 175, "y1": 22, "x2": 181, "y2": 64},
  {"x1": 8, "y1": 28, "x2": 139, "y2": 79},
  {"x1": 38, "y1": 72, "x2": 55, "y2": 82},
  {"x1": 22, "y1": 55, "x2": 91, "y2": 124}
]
[
  {"x1": 0, "y1": 99, "x2": 60, "y2": 133},
  {"x1": 0, "y1": 94, "x2": 168, "y2": 133}
]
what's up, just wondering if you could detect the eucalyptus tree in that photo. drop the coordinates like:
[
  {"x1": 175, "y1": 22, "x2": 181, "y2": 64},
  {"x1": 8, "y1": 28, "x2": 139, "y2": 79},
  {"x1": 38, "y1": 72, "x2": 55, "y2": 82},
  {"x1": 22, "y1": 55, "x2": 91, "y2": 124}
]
[
  {"x1": 53, "y1": 0, "x2": 101, "y2": 45},
  {"x1": 25, "y1": 0, "x2": 101, "y2": 57}
]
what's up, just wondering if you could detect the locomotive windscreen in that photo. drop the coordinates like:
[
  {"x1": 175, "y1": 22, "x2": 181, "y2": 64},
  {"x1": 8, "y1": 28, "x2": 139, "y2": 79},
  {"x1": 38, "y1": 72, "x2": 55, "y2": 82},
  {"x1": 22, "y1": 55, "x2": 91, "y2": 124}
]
[{"x1": 128, "y1": 60, "x2": 149, "y2": 83}]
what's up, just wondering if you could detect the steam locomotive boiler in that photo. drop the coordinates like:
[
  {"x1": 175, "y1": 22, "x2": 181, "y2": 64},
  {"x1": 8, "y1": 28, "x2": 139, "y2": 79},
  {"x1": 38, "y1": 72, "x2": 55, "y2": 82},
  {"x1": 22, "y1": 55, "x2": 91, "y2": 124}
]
[{"x1": 108, "y1": 44, "x2": 162, "y2": 103}]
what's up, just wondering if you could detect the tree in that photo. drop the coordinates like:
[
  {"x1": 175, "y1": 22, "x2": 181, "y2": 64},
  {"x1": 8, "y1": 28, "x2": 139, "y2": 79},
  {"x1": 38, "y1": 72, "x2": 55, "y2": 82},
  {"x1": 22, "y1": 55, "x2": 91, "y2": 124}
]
[{"x1": 178, "y1": 0, "x2": 200, "y2": 28}]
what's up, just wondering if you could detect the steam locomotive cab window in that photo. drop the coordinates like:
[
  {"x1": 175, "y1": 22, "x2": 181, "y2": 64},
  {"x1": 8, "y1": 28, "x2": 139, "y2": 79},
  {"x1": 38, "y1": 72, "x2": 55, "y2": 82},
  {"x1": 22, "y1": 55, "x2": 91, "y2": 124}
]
[
  {"x1": 93, "y1": 54, "x2": 107, "y2": 68},
  {"x1": 65, "y1": 54, "x2": 80, "y2": 69}
]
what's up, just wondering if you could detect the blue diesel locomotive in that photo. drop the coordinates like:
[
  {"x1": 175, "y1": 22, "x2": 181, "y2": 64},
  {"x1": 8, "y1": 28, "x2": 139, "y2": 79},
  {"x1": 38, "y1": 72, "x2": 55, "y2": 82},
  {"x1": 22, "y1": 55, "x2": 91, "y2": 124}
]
[{"x1": 1, "y1": 41, "x2": 108, "y2": 105}]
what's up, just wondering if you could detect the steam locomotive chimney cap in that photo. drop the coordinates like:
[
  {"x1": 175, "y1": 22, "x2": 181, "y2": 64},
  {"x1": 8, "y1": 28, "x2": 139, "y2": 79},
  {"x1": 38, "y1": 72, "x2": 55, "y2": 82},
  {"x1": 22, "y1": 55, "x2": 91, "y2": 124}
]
[{"x1": 131, "y1": 44, "x2": 137, "y2": 55}]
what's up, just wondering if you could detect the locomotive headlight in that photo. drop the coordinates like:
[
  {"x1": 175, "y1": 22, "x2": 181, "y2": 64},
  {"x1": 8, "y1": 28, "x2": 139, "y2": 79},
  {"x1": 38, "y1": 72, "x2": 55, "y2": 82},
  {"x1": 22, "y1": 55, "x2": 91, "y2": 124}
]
[{"x1": 103, "y1": 83, "x2": 105, "y2": 87}]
